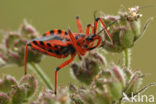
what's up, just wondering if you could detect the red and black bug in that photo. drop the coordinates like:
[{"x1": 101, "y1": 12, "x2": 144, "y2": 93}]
[{"x1": 25, "y1": 16, "x2": 114, "y2": 94}]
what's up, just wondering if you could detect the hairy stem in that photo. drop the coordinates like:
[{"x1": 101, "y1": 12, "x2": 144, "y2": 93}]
[
  {"x1": 28, "y1": 62, "x2": 53, "y2": 89},
  {"x1": 124, "y1": 48, "x2": 131, "y2": 68}
]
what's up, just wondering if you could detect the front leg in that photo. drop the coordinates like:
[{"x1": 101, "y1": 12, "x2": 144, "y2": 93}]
[
  {"x1": 86, "y1": 24, "x2": 94, "y2": 35},
  {"x1": 94, "y1": 18, "x2": 113, "y2": 43},
  {"x1": 68, "y1": 29, "x2": 83, "y2": 56},
  {"x1": 87, "y1": 37, "x2": 102, "y2": 50}
]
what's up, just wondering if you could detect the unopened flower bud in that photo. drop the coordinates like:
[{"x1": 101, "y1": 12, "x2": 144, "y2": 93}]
[
  {"x1": 95, "y1": 91, "x2": 112, "y2": 104},
  {"x1": 0, "y1": 75, "x2": 17, "y2": 94},
  {"x1": 101, "y1": 6, "x2": 151, "y2": 53},
  {"x1": 125, "y1": 71, "x2": 143, "y2": 96},
  {"x1": 107, "y1": 79, "x2": 123, "y2": 100},
  {"x1": 19, "y1": 20, "x2": 39, "y2": 39},
  {"x1": 10, "y1": 85, "x2": 27, "y2": 104},
  {"x1": 0, "y1": 20, "x2": 43, "y2": 67},
  {"x1": 111, "y1": 66, "x2": 126, "y2": 87},
  {"x1": 20, "y1": 75, "x2": 37, "y2": 97},
  {"x1": 34, "y1": 88, "x2": 70, "y2": 104},
  {"x1": 123, "y1": 67, "x2": 132, "y2": 82},
  {"x1": 0, "y1": 92, "x2": 10, "y2": 104},
  {"x1": 71, "y1": 59, "x2": 100, "y2": 85}
]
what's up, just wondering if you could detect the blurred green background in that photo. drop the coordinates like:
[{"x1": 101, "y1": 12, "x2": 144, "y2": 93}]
[{"x1": 0, "y1": 0, "x2": 156, "y2": 103}]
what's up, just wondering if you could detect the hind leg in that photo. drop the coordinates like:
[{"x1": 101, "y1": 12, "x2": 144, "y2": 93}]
[{"x1": 76, "y1": 16, "x2": 84, "y2": 33}]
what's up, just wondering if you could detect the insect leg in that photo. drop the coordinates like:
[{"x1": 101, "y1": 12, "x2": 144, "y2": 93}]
[
  {"x1": 24, "y1": 43, "x2": 63, "y2": 75},
  {"x1": 76, "y1": 16, "x2": 84, "y2": 33},
  {"x1": 68, "y1": 30, "x2": 82, "y2": 55},
  {"x1": 94, "y1": 37, "x2": 102, "y2": 48},
  {"x1": 55, "y1": 54, "x2": 76, "y2": 94},
  {"x1": 86, "y1": 24, "x2": 94, "y2": 35},
  {"x1": 85, "y1": 24, "x2": 95, "y2": 47},
  {"x1": 94, "y1": 18, "x2": 113, "y2": 42},
  {"x1": 88, "y1": 37, "x2": 102, "y2": 50},
  {"x1": 24, "y1": 45, "x2": 28, "y2": 75}
]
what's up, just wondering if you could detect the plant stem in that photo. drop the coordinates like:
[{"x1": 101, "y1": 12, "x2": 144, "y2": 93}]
[
  {"x1": 28, "y1": 62, "x2": 53, "y2": 89},
  {"x1": 124, "y1": 48, "x2": 131, "y2": 68}
]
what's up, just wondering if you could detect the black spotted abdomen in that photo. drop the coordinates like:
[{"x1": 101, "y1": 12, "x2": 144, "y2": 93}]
[{"x1": 27, "y1": 40, "x2": 76, "y2": 58}]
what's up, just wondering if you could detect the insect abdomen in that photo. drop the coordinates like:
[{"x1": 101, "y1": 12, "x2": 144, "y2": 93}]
[{"x1": 27, "y1": 40, "x2": 75, "y2": 58}]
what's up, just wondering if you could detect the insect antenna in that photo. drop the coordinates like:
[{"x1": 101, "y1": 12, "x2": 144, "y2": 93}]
[
  {"x1": 139, "y1": 5, "x2": 155, "y2": 10},
  {"x1": 97, "y1": 19, "x2": 118, "y2": 36}
]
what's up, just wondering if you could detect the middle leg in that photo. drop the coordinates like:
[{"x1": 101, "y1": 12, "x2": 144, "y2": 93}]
[{"x1": 54, "y1": 54, "x2": 76, "y2": 94}]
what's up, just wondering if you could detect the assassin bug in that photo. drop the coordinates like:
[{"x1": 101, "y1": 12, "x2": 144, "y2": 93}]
[{"x1": 25, "y1": 16, "x2": 114, "y2": 94}]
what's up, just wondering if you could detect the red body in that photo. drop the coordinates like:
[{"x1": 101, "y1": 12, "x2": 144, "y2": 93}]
[{"x1": 25, "y1": 17, "x2": 113, "y2": 94}]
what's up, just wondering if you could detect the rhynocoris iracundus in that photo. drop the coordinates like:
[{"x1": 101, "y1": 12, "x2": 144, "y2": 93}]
[{"x1": 25, "y1": 16, "x2": 115, "y2": 94}]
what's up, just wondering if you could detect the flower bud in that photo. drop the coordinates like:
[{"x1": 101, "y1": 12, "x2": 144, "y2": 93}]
[
  {"x1": 33, "y1": 87, "x2": 70, "y2": 104},
  {"x1": 0, "y1": 20, "x2": 43, "y2": 67},
  {"x1": 0, "y1": 75, "x2": 17, "y2": 94},
  {"x1": 70, "y1": 94, "x2": 84, "y2": 104},
  {"x1": 101, "y1": 6, "x2": 151, "y2": 52},
  {"x1": 19, "y1": 20, "x2": 39, "y2": 39},
  {"x1": 123, "y1": 67, "x2": 132, "y2": 82},
  {"x1": 107, "y1": 79, "x2": 123, "y2": 100},
  {"x1": 69, "y1": 84, "x2": 77, "y2": 93},
  {"x1": 111, "y1": 66, "x2": 126, "y2": 87},
  {"x1": 71, "y1": 59, "x2": 100, "y2": 85},
  {"x1": 125, "y1": 71, "x2": 143, "y2": 96},
  {"x1": 88, "y1": 51, "x2": 106, "y2": 65},
  {"x1": 79, "y1": 89, "x2": 94, "y2": 104},
  {"x1": 20, "y1": 75, "x2": 37, "y2": 97},
  {"x1": 71, "y1": 52, "x2": 104, "y2": 85},
  {"x1": 10, "y1": 85, "x2": 27, "y2": 104},
  {"x1": 95, "y1": 91, "x2": 112, "y2": 104},
  {"x1": 0, "y1": 92, "x2": 10, "y2": 104}
]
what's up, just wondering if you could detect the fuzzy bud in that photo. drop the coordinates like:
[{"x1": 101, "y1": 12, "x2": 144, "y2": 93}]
[
  {"x1": 0, "y1": 92, "x2": 10, "y2": 104},
  {"x1": 20, "y1": 75, "x2": 37, "y2": 97},
  {"x1": 0, "y1": 20, "x2": 43, "y2": 67},
  {"x1": 107, "y1": 79, "x2": 123, "y2": 100},
  {"x1": 125, "y1": 71, "x2": 143, "y2": 96},
  {"x1": 10, "y1": 85, "x2": 27, "y2": 104},
  {"x1": 0, "y1": 75, "x2": 17, "y2": 94},
  {"x1": 71, "y1": 52, "x2": 104, "y2": 85},
  {"x1": 33, "y1": 87, "x2": 70, "y2": 104},
  {"x1": 71, "y1": 59, "x2": 100, "y2": 85},
  {"x1": 111, "y1": 66, "x2": 126, "y2": 87},
  {"x1": 101, "y1": 6, "x2": 151, "y2": 53},
  {"x1": 94, "y1": 91, "x2": 112, "y2": 104}
]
